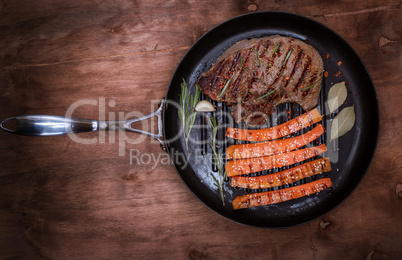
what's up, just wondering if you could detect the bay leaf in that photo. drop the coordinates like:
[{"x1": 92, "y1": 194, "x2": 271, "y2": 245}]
[
  {"x1": 330, "y1": 105, "x2": 355, "y2": 141},
  {"x1": 327, "y1": 81, "x2": 347, "y2": 114}
]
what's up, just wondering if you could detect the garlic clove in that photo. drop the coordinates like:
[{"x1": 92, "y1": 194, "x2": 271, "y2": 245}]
[{"x1": 195, "y1": 100, "x2": 216, "y2": 112}]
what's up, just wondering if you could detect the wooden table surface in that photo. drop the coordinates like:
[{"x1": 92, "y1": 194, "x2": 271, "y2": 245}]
[{"x1": 1, "y1": 0, "x2": 401, "y2": 259}]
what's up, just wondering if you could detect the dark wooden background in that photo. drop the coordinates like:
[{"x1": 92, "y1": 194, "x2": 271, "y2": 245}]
[{"x1": 1, "y1": 0, "x2": 401, "y2": 259}]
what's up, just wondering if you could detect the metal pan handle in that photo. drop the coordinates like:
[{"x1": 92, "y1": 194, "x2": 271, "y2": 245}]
[
  {"x1": 0, "y1": 99, "x2": 165, "y2": 149},
  {"x1": 0, "y1": 115, "x2": 97, "y2": 136},
  {"x1": 98, "y1": 99, "x2": 165, "y2": 149}
]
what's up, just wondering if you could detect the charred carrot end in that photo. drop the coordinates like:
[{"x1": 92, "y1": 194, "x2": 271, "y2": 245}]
[
  {"x1": 231, "y1": 157, "x2": 332, "y2": 189},
  {"x1": 226, "y1": 108, "x2": 323, "y2": 141},
  {"x1": 232, "y1": 178, "x2": 333, "y2": 210},
  {"x1": 225, "y1": 144, "x2": 327, "y2": 177},
  {"x1": 226, "y1": 124, "x2": 325, "y2": 160}
]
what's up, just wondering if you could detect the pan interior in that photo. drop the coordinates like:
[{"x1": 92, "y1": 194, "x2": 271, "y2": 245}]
[{"x1": 163, "y1": 12, "x2": 379, "y2": 228}]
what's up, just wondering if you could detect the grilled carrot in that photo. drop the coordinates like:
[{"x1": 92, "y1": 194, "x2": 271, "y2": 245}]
[
  {"x1": 232, "y1": 178, "x2": 333, "y2": 210},
  {"x1": 225, "y1": 144, "x2": 327, "y2": 177},
  {"x1": 226, "y1": 124, "x2": 325, "y2": 160},
  {"x1": 231, "y1": 157, "x2": 332, "y2": 189},
  {"x1": 226, "y1": 108, "x2": 323, "y2": 141}
]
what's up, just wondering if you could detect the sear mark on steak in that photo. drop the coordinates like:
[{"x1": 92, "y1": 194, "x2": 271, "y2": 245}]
[{"x1": 196, "y1": 35, "x2": 324, "y2": 126}]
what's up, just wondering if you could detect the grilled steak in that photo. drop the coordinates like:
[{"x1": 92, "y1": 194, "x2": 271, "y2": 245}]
[{"x1": 196, "y1": 35, "x2": 324, "y2": 126}]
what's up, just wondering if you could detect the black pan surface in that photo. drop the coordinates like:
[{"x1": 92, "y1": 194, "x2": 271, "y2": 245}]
[{"x1": 163, "y1": 12, "x2": 379, "y2": 228}]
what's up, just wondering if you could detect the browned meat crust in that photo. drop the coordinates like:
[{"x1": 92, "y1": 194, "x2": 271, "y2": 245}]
[{"x1": 196, "y1": 35, "x2": 324, "y2": 126}]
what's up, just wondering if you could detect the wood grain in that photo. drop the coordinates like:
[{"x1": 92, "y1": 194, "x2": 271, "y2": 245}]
[{"x1": 1, "y1": 0, "x2": 401, "y2": 259}]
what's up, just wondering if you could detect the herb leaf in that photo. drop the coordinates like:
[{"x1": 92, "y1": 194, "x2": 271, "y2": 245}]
[
  {"x1": 178, "y1": 79, "x2": 200, "y2": 155},
  {"x1": 302, "y1": 82, "x2": 317, "y2": 91},
  {"x1": 218, "y1": 75, "x2": 233, "y2": 98},
  {"x1": 273, "y1": 42, "x2": 280, "y2": 54},
  {"x1": 327, "y1": 81, "x2": 347, "y2": 113},
  {"x1": 282, "y1": 49, "x2": 292, "y2": 67},
  {"x1": 254, "y1": 48, "x2": 261, "y2": 67},
  {"x1": 330, "y1": 105, "x2": 355, "y2": 141},
  {"x1": 208, "y1": 117, "x2": 226, "y2": 206},
  {"x1": 240, "y1": 56, "x2": 250, "y2": 72},
  {"x1": 256, "y1": 90, "x2": 275, "y2": 100}
]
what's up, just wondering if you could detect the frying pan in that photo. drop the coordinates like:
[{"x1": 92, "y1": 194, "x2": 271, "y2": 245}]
[{"x1": 1, "y1": 12, "x2": 379, "y2": 228}]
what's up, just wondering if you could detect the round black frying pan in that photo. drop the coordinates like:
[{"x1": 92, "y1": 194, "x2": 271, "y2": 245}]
[
  {"x1": 1, "y1": 12, "x2": 379, "y2": 228},
  {"x1": 163, "y1": 12, "x2": 379, "y2": 228}
]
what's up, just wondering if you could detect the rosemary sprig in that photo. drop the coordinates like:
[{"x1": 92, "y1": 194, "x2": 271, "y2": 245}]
[
  {"x1": 178, "y1": 79, "x2": 201, "y2": 155},
  {"x1": 256, "y1": 89, "x2": 275, "y2": 100},
  {"x1": 208, "y1": 117, "x2": 225, "y2": 206},
  {"x1": 254, "y1": 48, "x2": 261, "y2": 67}
]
